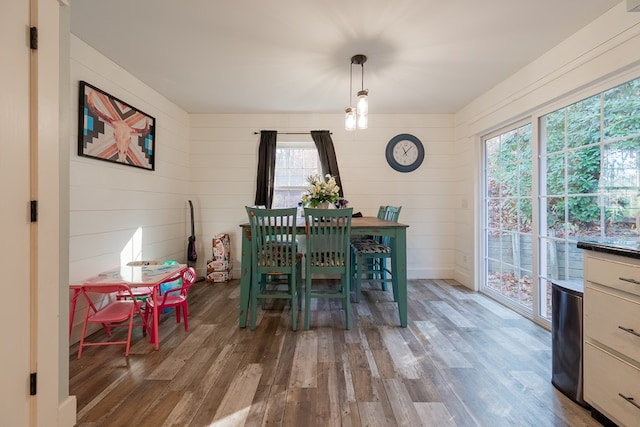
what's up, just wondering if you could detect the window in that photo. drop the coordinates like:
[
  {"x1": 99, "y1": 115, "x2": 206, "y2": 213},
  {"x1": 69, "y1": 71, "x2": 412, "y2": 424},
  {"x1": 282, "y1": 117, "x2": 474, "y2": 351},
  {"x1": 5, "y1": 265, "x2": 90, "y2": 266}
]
[
  {"x1": 538, "y1": 77, "x2": 640, "y2": 320},
  {"x1": 483, "y1": 123, "x2": 533, "y2": 311},
  {"x1": 272, "y1": 142, "x2": 321, "y2": 208},
  {"x1": 481, "y1": 76, "x2": 640, "y2": 324}
]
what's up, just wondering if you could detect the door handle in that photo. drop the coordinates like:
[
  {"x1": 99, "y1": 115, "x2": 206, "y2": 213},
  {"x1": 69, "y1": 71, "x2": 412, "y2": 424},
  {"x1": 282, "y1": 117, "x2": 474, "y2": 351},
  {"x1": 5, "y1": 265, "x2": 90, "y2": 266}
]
[
  {"x1": 619, "y1": 277, "x2": 640, "y2": 285},
  {"x1": 618, "y1": 393, "x2": 640, "y2": 411},
  {"x1": 618, "y1": 326, "x2": 640, "y2": 338}
]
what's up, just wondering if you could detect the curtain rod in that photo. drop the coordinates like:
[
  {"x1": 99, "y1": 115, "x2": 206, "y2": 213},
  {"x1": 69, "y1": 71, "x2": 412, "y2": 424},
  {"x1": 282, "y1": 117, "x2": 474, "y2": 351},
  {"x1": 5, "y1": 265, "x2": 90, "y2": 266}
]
[{"x1": 253, "y1": 131, "x2": 332, "y2": 135}]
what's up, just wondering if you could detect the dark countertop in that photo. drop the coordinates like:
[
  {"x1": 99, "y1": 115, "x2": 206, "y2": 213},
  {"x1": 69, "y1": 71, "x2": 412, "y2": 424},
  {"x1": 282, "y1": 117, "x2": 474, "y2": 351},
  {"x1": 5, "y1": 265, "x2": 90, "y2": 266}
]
[{"x1": 577, "y1": 239, "x2": 640, "y2": 259}]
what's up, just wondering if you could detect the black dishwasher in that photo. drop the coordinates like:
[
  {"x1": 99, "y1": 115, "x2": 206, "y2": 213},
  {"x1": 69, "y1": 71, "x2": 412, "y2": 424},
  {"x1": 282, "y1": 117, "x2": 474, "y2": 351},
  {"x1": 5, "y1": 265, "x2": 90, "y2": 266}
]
[{"x1": 551, "y1": 279, "x2": 588, "y2": 408}]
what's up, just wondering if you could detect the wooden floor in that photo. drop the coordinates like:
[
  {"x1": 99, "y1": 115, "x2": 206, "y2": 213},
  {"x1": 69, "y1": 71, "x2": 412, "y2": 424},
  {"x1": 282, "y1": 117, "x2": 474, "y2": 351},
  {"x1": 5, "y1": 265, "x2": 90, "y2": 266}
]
[{"x1": 69, "y1": 278, "x2": 599, "y2": 427}]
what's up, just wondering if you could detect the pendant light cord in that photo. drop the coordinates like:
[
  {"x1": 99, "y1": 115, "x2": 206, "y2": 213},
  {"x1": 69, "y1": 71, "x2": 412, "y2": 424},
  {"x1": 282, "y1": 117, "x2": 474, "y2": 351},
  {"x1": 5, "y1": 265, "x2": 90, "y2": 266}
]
[{"x1": 349, "y1": 62, "x2": 353, "y2": 107}]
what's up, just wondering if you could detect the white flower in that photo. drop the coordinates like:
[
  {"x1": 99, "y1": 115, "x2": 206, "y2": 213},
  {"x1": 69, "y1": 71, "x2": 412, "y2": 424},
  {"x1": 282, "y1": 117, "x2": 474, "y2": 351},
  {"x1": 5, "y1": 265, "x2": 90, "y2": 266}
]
[{"x1": 301, "y1": 174, "x2": 343, "y2": 207}]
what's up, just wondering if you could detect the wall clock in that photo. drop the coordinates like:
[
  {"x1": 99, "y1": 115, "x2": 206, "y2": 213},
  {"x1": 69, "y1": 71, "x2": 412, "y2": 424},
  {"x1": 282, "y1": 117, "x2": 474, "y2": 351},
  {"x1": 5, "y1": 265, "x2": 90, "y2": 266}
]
[{"x1": 385, "y1": 133, "x2": 425, "y2": 172}]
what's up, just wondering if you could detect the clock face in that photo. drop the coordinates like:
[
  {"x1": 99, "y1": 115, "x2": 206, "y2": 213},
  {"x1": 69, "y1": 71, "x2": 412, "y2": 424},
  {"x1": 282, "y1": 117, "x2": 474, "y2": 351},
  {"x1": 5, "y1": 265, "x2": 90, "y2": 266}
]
[
  {"x1": 385, "y1": 134, "x2": 425, "y2": 172},
  {"x1": 392, "y1": 140, "x2": 420, "y2": 166}
]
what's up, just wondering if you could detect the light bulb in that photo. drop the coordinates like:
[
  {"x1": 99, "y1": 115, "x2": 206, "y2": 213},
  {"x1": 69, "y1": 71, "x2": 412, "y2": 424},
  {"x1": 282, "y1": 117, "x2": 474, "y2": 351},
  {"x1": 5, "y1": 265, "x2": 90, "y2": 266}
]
[
  {"x1": 357, "y1": 90, "x2": 368, "y2": 115},
  {"x1": 345, "y1": 107, "x2": 356, "y2": 131},
  {"x1": 357, "y1": 113, "x2": 368, "y2": 130}
]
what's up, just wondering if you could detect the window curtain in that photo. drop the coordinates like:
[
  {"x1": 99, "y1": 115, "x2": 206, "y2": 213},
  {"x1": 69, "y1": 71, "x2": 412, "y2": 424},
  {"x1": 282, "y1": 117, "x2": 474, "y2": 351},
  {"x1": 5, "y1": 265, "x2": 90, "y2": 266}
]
[
  {"x1": 254, "y1": 130, "x2": 277, "y2": 208},
  {"x1": 310, "y1": 130, "x2": 344, "y2": 197}
]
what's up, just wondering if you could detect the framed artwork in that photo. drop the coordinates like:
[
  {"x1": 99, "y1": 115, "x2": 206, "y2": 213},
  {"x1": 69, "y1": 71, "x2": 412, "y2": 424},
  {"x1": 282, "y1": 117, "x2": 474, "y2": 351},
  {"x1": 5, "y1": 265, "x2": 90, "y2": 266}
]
[{"x1": 78, "y1": 81, "x2": 156, "y2": 171}]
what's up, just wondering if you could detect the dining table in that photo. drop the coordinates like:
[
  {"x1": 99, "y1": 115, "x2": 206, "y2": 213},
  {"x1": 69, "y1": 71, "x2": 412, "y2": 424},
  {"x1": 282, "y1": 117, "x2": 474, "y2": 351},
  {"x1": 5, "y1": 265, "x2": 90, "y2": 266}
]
[
  {"x1": 238, "y1": 215, "x2": 409, "y2": 328},
  {"x1": 70, "y1": 263, "x2": 188, "y2": 350}
]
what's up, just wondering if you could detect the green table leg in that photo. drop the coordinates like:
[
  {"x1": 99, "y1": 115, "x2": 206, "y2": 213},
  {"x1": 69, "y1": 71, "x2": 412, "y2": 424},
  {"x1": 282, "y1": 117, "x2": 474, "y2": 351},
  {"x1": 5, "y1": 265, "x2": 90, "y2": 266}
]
[
  {"x1": 239, "y1": 226, "x2": 251, "y2": 328},
  {"x1": 391, "y1": 228, "x2": 408, "y2": 327}
]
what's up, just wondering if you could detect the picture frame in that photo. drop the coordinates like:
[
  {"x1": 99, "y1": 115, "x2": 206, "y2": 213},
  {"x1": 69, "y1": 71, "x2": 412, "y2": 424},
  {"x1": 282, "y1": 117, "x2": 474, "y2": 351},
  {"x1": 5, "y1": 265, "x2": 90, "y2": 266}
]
[{"x1": 78, "y1": 81, "x2": 156, "y2": 171}]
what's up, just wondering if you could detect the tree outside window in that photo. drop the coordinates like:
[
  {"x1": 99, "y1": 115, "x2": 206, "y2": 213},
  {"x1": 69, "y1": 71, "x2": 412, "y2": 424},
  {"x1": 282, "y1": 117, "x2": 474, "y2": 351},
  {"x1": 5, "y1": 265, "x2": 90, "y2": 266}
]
[
  {"x1": 484, "y1": 123, "x2": 533, "y2": 309},
  {"x1": 538, "y1": 77, "x2": 640, "y2": 320}
]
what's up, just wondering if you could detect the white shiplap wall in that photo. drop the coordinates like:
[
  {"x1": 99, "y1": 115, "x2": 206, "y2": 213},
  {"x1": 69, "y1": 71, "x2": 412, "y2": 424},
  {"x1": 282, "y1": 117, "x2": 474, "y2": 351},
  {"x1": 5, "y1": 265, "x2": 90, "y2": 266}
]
[
  {"x1": 70, "y1": 7, "x2": 640, "y2": 337},
  {"x1": 68, "y1": 36, "x2": 190, "y2": 343},
  {"x1": 67, "y1": 38, "x2": 458, "y2": 342},
  {"x1": 66, "y1": 2, "x2": 640, "y2": 344},
  {"x1": 190, "y1": 113, "x2": 455, "y2": 280}
]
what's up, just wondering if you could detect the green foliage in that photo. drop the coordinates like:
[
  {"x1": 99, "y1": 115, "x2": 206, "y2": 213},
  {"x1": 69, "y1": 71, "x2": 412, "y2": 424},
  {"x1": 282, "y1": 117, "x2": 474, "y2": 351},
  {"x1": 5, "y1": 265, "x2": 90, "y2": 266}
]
[
  {"x1": 485, "y1": 124, "x2": 533, "y2": 232},
  {"x1": 567, "y1": 196, "x2": 600, "y2": 227},
  {"x1": 567, "y1": 95, "x2": 600, "y2": 148},
  {"x1": 487, "y1": 77, "x2": 640, "y2": 234},
  {"x1": 604, "y1": 79, "x2": 640, "y2": 139},
  {"x1": 567, "y1": 146, "x2": 600, "y2": 195}
]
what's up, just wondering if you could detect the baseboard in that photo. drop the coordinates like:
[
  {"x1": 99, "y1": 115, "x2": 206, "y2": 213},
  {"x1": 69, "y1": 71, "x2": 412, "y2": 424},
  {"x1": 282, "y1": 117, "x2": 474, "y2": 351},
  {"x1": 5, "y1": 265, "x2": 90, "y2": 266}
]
[
  {"x1": 452, "y1": 269, "x2": 473, "y2": 289},
  {"x1": 58, "y1": 395, "x2": 76, "y2": 427},
  {"x1": 407, "y1": 268, "x2": 453, "y2": 280}
]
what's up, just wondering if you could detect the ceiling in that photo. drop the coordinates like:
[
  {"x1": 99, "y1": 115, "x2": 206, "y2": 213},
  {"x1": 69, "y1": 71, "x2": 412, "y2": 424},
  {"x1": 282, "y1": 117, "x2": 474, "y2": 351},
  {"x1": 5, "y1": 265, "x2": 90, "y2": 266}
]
[{"x1": 70, "y1": 0, "x2": 621, "y2": 115}]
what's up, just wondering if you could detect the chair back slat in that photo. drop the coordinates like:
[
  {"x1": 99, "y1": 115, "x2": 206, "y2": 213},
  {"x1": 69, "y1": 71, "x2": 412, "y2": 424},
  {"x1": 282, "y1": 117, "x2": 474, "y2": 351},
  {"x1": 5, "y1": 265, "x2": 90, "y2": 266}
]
[
  {"x1": 304, "y1": 208, "x2": 353, "y2": 272},
  {"x1": 384, "y1": 205, "x2": 402, "y2": 223},
  {"x1": 381, "y1": 206, "x2": 402, "y2": 246},
  {"x1": 246, "y1": 207, "x2": 298, "y2": 273}
]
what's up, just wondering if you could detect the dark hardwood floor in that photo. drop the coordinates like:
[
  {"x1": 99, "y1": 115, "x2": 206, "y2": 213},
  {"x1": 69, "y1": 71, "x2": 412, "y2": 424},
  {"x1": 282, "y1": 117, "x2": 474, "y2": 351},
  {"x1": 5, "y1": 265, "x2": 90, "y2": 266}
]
[{"x1": 69, "y1": 278, "x2": 598, "y2": 426}]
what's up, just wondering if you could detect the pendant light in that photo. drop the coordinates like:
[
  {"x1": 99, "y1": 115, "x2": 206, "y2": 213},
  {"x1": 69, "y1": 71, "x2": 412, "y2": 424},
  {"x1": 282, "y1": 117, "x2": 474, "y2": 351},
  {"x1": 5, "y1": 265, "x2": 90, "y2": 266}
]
[
  {"x1": 345, "y1": 107, "x2": 356, "y2": 131},
  {"x1": 345, "y1": 54, "x2": 368, "y2": 131}
]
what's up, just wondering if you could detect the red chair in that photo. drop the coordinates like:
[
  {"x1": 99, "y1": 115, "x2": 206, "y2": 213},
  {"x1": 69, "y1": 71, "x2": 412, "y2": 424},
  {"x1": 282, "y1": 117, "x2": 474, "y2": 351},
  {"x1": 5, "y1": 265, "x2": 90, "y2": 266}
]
[
  {"x1": 77, "y1": 284, "x2": 149, "y2": 359},
  {"x1": 144, "y1": 267, "x2": 197, "y2": 334}
]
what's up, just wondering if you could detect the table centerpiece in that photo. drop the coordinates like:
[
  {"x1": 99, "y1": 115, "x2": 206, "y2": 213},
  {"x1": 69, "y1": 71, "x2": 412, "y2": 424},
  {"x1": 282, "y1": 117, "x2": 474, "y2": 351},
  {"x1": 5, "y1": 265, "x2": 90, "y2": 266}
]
[{"x1": 301, "y1": 174, "x2": 346, "y2": 208}]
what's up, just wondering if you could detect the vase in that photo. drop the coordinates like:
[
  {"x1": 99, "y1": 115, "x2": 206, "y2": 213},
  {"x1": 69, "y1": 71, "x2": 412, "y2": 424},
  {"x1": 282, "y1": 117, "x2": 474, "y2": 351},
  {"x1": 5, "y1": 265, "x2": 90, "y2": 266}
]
[{"x1": 317, "y1": 202, "x2": 331, "y2": 209}]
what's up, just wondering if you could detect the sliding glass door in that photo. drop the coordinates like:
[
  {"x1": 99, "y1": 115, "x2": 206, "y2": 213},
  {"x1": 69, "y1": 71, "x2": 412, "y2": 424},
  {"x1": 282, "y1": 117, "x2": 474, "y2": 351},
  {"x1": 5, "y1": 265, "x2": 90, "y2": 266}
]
[
  {"x1": 483, "y1": 123, "x2": 533, "y2": 313},
  {"x1": 538, "y1": 77, "x2": 640, "y2": 320},
  {"x1": 482, "y1": 75, "x2": 640, "y2": 323}
]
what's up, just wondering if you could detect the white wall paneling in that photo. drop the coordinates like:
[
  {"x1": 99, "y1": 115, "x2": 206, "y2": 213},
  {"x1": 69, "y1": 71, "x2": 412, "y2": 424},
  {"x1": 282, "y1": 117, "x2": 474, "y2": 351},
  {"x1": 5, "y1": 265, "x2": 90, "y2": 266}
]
[
  {"x1": 66, "y1": 2, "x2": 640, "y2": 345},
  {"x1": 189, "y1": 113, "x2": 456, "y2": 283},
  {"x1": 68, "y1": 36, "x2": 190, "y2": 343}
]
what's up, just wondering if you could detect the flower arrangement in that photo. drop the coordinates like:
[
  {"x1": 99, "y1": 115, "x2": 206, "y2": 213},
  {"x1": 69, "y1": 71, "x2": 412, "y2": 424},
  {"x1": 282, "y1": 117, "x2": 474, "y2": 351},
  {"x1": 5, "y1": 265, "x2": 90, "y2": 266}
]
[{"x1": 301, "y1": 174, "x2": 344, "y2": 208}]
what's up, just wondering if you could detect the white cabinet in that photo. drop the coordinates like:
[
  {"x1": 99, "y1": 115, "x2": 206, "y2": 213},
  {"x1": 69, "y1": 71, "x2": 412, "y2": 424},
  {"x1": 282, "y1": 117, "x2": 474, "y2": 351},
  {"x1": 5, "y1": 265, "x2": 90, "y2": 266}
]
[{"x1": 584, "y1": 251, "x2": 640, "y2": 427}]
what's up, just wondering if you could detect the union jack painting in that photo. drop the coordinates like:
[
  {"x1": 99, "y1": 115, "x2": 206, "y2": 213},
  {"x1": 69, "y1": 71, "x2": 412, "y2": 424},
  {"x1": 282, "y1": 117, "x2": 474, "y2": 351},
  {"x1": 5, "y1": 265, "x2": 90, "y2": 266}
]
[{"x1": 78, "y1": 81, "x2": 156, "y2": 171}]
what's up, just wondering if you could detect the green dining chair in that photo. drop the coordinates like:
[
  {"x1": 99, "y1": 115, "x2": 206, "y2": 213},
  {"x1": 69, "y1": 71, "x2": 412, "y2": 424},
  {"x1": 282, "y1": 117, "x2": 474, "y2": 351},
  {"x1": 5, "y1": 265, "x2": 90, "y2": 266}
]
[
  {"x1": 351, "y1": 205, "x2": 387, "y2": 244},
  {"x1": 246, "y1": 207, "x2": 302, "y2": 330},
  {"x1": 351, "y1": 205, "x2": 402, "y2": 302},
  {"x1": 303, "y1": 207, "x2": 353, "y2": 330},
  {"x1": 349, "y1": 205, "x2": 386, "y2": 288}
]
